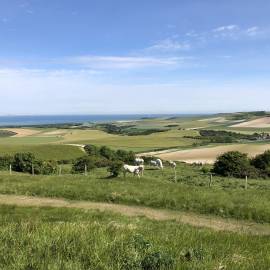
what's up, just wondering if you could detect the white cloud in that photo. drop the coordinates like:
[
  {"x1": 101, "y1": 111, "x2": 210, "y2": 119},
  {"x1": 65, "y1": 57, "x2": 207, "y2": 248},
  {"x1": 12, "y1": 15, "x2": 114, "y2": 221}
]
[
  {"x1": 246, "y1": 26, "x2": 259, "y2": 36},
  {"x1": 213, "y1": 25, "x2": 239, "y2": 32},
  {"x1": 66, "y1": 55, "x2": 186, "y2": 69},
  {"x1": 146, "y1": 38, "x2": 190, "y2": 52}
]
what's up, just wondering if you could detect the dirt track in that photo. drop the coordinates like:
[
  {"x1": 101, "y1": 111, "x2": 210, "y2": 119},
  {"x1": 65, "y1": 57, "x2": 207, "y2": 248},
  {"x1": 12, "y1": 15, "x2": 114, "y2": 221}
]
[{"x1": 0, "y1": 194, "x2": 270, "y2": 235}]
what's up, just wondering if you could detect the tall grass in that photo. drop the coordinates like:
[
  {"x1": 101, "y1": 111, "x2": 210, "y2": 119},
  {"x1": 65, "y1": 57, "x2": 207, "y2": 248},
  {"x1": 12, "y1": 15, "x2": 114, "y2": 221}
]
[
  {"x1": 0, "y1": 205, "x2": 269, "y2": 269},
  {"x1": 1, "y1": 163, "x2": 270, "y2": 223}
]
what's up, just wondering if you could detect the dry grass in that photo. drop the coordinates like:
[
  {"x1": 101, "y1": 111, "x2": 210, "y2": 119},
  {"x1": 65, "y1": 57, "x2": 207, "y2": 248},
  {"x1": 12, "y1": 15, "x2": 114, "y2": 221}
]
[
  {"x1": 231, "y1": 117, "x2": 270, "y2": 128},
  {"x1": 155, "y1": 143, "x2": 270, "y2": 164}
]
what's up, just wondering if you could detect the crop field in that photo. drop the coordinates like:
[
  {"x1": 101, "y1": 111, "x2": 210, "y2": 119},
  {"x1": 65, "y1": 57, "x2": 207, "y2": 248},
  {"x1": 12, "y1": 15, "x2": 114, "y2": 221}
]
[{"x1": 154, "y1": 142, "x2": 270, "y2": 164}]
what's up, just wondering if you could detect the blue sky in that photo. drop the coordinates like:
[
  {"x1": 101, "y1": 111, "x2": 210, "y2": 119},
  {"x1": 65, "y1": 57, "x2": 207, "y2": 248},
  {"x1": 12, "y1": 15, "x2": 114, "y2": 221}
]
[{"x1": 0, "y1": 0, "x2": 270, "y2": 115}]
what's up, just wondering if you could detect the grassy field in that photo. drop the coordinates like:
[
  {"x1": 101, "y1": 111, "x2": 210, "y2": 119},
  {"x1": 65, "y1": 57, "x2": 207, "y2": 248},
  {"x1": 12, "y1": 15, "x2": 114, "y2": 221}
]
[
  {"x1": 68, "y1": 129, "x2": 200, "y2": 152},
  {"x1": 0, "y1": 204, "x2": 269, "y2": 269},
  {"x1": 1, "y1": 164, "x2": 270, "y2": 223},
  {"x1": 0, "y1": 144, "x2": 84, "y2": 160},
  {"x1": 155, "y1": 141, "x2": 270, "y2": 164}
]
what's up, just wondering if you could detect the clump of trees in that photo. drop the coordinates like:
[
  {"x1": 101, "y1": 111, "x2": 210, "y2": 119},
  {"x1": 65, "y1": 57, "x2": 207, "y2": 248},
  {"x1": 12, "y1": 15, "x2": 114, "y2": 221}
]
[
  {"x1": 95, "y1": 123, "x2": 168, "y2": 136},
  {"x1": 0, "y1": 152, "x2": 57, "y2": 175},
  {"x1": 185, "y1": 130, "x2": 264, "y2": 144},
  {"x1": 213, "y1": 150, "x2": 270, "y2": 178},
  {"x1": 72, "y1": 145, "x2": 136, "y2": 177}
]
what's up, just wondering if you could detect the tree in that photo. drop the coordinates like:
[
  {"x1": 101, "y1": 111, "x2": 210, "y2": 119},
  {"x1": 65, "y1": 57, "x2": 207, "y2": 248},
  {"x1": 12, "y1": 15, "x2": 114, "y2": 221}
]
[
  {"x1": 12, "y1": 152, "x2": 36, "y2": 173},
  {"x1": 99, "y1": 146, "x2": 115, "y2": 160},
  {"x1": 0, "y1": 155, "x2": 14, "y2": 170},
  {"x1": 72, "y1": 156, "x2": 97, "y2": 173},
  {"x1": 115, "y1": 150, "x2": 135, "y2": 163},
  {"x1": 212, "y1": 151, "x2": 257, "y2": 178},
  {"x1": 107, "y1": 161, "x2": 123, "y2": 177},
  {"x1": 84, "y1": 145, "x2": 100, "y2": 156},
  {"x1": 251, "y1": 150, "x2": 270, "y2": 177}
]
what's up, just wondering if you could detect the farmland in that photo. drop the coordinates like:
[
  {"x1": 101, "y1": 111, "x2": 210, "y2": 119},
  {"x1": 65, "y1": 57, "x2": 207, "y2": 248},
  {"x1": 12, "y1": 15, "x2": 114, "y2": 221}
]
[{"x1": 1, "y1": 112, "x2": 270, "y2": 268}]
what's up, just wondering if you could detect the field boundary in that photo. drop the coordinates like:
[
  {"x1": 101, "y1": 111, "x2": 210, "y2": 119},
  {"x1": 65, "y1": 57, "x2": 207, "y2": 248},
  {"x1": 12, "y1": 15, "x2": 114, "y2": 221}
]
[{"x1": 1, "y1": 194, "x2": 270, "y2": 235}]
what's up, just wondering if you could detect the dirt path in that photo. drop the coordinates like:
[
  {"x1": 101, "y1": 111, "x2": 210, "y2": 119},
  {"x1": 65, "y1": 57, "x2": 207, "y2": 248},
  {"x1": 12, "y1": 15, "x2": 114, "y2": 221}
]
[
  {"x1": 0, "y1": 194, "x2": 270, "y2": 235},
  {"x1": 65, "y1": 144, "x2": 86, "y2": 152}
]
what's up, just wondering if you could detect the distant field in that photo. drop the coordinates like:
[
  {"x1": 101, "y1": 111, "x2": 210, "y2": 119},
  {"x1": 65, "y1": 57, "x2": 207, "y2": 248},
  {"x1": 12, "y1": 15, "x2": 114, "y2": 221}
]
[
  {"x1": 231, "y1": 117, "x2": 270, "y2": 128},
  {"x1": 0, "y1": 144, "x2": 84, "y2": 160},
  {"x1": 155, "y1": 142, "x2": 270, "y2": 164}
]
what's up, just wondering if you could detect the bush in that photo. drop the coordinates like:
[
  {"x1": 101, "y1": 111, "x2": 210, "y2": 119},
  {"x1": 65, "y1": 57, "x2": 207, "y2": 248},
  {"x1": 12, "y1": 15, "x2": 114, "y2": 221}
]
[
  {"x1": 84, "y1": 144, "x2": 135, "y2": 164},
  {"x1": 107, "y1": 161, "x2": 123, "y2": 177},
  {"x1": 84, "y1": 145, "x2": 100, "y2": 156},
  {"x1": 212, "y1": 151, "x2": 257, "y2": 178},
  {"x1": 99, "y1": 146, "x2": 116, "y2": 160},
  {"x1": 0, "y1": 155, "x2": 14, "y2": 170},
  {"x1": 115, "y1": 150, "x2": 135, "y2": 163},
  {"x1": 40, "y1": 160, "x2": 58, "y2": 175},
  {"x1": 72, "y1": 156, "x2": 97, "y2": 173},
  {"x1": 251, "y1": 150, "x2": 270, "y2": 177},
  {"x1": 12, "y1": 152, "x2": 36, "y2": 173}
]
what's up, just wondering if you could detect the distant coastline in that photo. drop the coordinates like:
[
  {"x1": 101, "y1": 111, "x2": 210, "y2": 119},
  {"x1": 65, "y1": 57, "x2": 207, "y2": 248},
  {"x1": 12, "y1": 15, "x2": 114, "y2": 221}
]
[{"x1": 0, "y1": 114, "x2": 206, "y2": 127}]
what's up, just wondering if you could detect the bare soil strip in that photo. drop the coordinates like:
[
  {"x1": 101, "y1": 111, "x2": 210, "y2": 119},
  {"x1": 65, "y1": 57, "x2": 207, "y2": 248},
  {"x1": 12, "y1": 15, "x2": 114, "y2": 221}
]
[
  {"x1": 0, "y1": 194, "x2": 270, "y2": 235},
  {"x1": 3, "y1": 128, "x2": 41, "y2": 137},
  {"x1": 231, "y1": 117, "x2": 270, "y2": 128},
  {"x1": 153, "y1": 144, "x2": 270, "y2": 164}
]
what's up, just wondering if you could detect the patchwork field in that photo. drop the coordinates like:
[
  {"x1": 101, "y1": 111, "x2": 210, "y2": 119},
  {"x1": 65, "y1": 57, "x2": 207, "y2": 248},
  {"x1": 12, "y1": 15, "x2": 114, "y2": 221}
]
[
  {"x1": 1, "y1": 113, "x2": 270, "y2": 269},
  {"x1": 154, "y1": 142, "x2": 270, "y2": 164},
  {"x1": 231, "y1": 116, "x2": 270, "y2": 128}
]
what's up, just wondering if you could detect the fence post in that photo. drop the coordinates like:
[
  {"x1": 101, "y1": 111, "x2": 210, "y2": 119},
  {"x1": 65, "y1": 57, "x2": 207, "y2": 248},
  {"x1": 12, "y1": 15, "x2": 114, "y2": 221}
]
[
  {"x1": 209, "y1": 173, "x2": 213, "y2": 187},
  {"x1": 174, "y1": 168, "x2": 177, "y2": 183},
  {"x1": 84, "y1": 164, "x2": 87, "y2": 176},
  {"x1": 9, "y1": 164, "x2": 12, "y2": 175},
  {"x1": 245, "y1": 175, "x2": 248, "y2": 190},
  {"x1": 59, "y1": 165, "x2": 62, "y2": 176},
  {"x1": 32, "y1": 164, "x2": 34, "y2": 176}
]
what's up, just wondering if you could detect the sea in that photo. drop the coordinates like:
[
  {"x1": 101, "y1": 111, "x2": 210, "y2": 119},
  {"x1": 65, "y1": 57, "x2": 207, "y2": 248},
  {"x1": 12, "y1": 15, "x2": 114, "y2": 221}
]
[{"x1": 0, "y1": 114, "x2": 194, "y2": 127}]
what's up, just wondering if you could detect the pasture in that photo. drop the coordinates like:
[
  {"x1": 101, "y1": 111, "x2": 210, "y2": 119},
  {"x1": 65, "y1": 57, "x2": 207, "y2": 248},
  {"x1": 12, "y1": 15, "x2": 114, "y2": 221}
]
[
  {"x1": 0, "y1": 205, "x2": 269, "y2": 269},
  {"x1": 0, "y1": 144, "x2": 84, "y2": 160},
  {"x1": 1, "y1": 113, "x2": 270, "y2": 269},
  {"x1": 1, "y1": 164, "x2": 270, "y2": 223}
]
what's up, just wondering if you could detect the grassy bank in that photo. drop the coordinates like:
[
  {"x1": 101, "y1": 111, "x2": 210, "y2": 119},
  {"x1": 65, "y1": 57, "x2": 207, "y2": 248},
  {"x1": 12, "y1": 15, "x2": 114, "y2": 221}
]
[
  {"x1": 0, "y1": 144, "x2": 84, "y2": 160},
  {"x1": 0, "y1": 204, "x2": 269, "y2": 269},
  {"x1": 1, "y1": 164, "x2": 270, "y2": 223}
]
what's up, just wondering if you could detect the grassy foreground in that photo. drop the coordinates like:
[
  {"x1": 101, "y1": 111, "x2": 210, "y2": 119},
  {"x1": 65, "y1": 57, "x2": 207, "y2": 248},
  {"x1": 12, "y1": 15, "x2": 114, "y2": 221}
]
[
  {"x1": 1, "y1": 164, "x2": 270, "y2": 223},
  {"x1": 0, "y1": 204, "x2": 269, "y2": 269}
]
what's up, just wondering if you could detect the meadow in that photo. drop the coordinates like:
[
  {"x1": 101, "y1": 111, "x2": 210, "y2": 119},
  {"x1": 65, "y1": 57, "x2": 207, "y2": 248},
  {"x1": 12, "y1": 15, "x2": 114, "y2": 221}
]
[
  {"x1": 1, "y1": 112, "x2": 270, "y2": 269},
  {"x1": 1, "y1": 164, "x2": 270, "y2": 223},
  {"x1": 0, "y1": 204, "x2": 269, "y2": 269}
]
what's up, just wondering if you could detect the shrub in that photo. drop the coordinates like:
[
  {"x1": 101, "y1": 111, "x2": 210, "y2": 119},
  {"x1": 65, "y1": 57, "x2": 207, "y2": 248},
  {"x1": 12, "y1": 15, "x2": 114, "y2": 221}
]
[
  {"x1": 115, "y1": 150, "x2": 135, "y2": 163},
  {"x1": 40, "y1": 160, "x2": 58, "y2": 175},
  {"x1": 72, "y1": 156, "x2": 97, "y2": 173},
  {"x1": 107, "y1": 161, "x2": 123, "y2": 177},
  {"x1": 99, "y1": 146, "x2": 116, "y2": 160},
  {"x1": 251, "y1": 150, "x2": 270, "y2": 177},
  {"x1": 212, "y1": 151, "x2": 257, "y2": 178},
  {"x1": 12, "y1": 152, "x2": 36, "y2": 173},
  {"x1": 251, "y1": 150, "x2": 270, "y2": 170},
  {"x1": 0, "y1": 155, "x2": 14, "y2": 170},
  {"x1": 84, "y1": 145, "x2": 100, "y2": 156}
]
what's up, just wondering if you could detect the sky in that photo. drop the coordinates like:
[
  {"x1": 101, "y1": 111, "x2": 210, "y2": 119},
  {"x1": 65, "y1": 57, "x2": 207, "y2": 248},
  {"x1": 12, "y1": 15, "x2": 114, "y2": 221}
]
[{"x1": 0, "y1": 0, "x2": 270, "y2": 115}]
